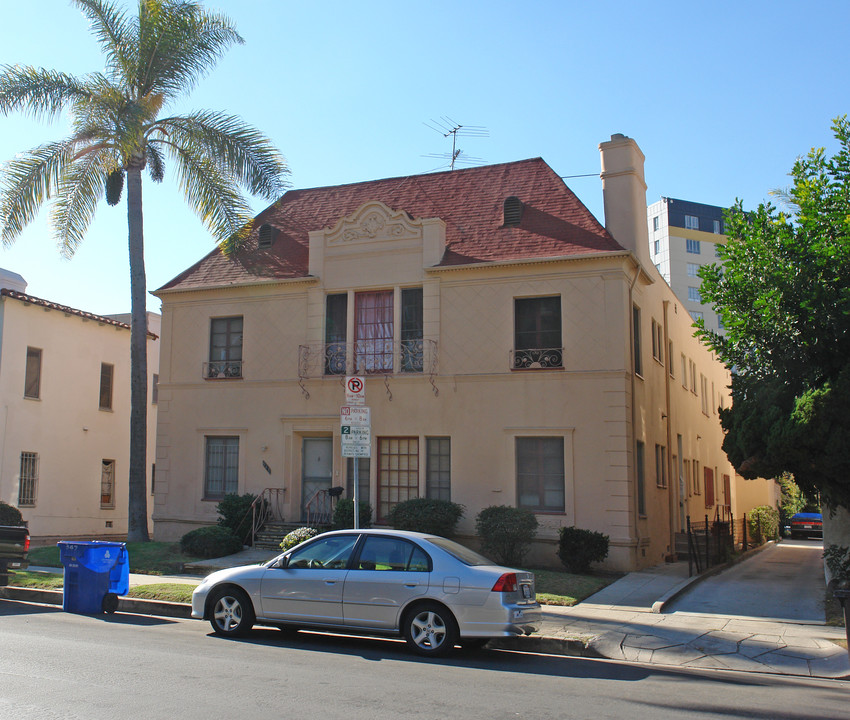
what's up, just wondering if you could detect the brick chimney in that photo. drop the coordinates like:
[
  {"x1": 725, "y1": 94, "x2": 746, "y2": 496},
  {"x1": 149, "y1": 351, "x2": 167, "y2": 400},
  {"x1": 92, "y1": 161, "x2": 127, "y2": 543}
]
[{"x1": 599, "y1": 134, "x2": 651, "y2": 270}]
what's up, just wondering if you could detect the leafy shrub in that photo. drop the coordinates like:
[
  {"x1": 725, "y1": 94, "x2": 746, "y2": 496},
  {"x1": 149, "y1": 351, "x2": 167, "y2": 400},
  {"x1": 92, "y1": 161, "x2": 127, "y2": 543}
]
[
  {"x1": 824, "y1": 545, "x2": 850, "y2": 582},
  {"x1": 216, "y1": 493, "x2": 257, "y2": 544},
  {"x1": 180, "y1": 526, "x2": 242, "y2": 558},
  {"x1": 475, "y1": 505, "x2": 538, "y2": 566},
  {"x1": 387, "y1": 498, "x2": 464, "y2": 536},
  {"x1": 557, "y1": 526, "x2": 609, "y2": 573},
  {"x1": 747, "y1": 505, "x2": 779, "y2": 544},
  {"x1": 280, "y1": 527, "x2": 319, "y2": 551},
  {"x1": 332, "y1": 498, "x2": 373, "y2": 529},
  {"x1": 0, "y1": 501, "x2": 24, "y2": 526}
]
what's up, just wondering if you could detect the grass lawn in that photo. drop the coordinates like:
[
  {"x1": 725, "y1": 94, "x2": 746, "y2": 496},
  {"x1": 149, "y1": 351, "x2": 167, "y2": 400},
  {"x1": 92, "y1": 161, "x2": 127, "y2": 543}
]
[
  {"x1": 529, "y1": 567, "x2": 616, "y2": 606},
  {"x1": 27, "y1": 542, "x2": 201, "y2": 575}
]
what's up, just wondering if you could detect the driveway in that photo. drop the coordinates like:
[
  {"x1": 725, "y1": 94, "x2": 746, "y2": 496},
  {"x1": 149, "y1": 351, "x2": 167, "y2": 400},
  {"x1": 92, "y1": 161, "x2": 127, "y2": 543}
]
[{"x1": 666, "y1": 539, "x2": 826, "y2": 622}]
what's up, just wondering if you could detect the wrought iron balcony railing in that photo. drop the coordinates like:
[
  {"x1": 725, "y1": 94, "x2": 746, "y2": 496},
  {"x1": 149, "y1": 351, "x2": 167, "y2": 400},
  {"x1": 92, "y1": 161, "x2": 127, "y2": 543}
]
[
  {"x1": 298, "y1": 339, "x2": 437, "y2": 380},
  {"x1": 204, "y1": 360, "x2": 243, "y2": 379},
  {"x1": 511, "y1": 347, "x2": 563, "y2": 370}
]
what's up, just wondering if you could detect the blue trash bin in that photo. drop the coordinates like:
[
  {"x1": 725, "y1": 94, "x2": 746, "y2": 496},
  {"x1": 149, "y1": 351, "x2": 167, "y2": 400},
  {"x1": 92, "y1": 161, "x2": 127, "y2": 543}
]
[{"x1": 58, "y1": 541, "x2": 129, "y2": 614}]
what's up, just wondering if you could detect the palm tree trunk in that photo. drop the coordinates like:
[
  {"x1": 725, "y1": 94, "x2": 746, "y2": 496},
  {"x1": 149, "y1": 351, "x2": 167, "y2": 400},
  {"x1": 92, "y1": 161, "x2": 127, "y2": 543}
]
[{"x1": 126, "y1": 166, "x2": 150, "y2": 542}]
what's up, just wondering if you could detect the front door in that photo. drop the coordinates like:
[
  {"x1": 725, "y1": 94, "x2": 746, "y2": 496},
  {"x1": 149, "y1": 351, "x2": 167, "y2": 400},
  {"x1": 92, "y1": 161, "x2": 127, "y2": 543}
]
[{"x1": 301, "y1": 437, "x2": 333, "y2": 521}]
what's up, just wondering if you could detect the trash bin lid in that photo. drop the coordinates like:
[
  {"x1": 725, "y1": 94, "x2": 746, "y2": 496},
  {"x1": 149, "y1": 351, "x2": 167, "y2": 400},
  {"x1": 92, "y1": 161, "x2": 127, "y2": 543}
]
[{"x1": 58, "y1": 541, "x2": 126, "y2": 573}]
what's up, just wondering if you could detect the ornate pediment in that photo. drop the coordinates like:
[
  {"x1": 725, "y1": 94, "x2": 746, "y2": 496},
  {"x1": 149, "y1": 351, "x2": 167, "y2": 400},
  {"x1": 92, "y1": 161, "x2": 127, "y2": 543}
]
[{"x1": 325, "y1": 201, "x2": 421, "y2": 246}]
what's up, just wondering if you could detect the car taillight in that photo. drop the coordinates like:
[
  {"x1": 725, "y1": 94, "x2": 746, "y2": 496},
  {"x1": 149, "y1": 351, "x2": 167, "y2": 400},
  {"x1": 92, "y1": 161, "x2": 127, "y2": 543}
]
[
  {"x1": 491, "y1": 573, "x2": 518, "y2": 593},
  {"x1": 24, "y1": 535, "x2": 30, "y2": 552}
]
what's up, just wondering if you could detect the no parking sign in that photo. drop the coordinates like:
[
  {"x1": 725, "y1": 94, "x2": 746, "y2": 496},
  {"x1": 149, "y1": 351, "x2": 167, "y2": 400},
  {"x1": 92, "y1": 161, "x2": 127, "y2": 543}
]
[{"x1": 345, "y1": 376, "x2": 365, "y2": 405}]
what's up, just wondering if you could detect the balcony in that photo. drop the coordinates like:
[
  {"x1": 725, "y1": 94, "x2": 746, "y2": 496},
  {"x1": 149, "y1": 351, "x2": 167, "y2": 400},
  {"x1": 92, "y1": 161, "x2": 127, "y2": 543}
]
[
  {"x1": 204, "y1": 360, "x2": 243, "y2": 379},
  {"x1": 511, "y1": 347, "x2": 563, "y2": 370},
  {"x1": 298, "y1": 339, "x2": 437, "y2": 380}
]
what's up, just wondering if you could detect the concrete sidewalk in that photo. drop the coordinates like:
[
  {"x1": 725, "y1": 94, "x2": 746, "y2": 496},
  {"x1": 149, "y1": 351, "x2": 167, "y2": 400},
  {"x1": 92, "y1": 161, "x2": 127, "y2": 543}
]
[{"x1": 14, "y1": 547, "x2": 850, "y2": 680}]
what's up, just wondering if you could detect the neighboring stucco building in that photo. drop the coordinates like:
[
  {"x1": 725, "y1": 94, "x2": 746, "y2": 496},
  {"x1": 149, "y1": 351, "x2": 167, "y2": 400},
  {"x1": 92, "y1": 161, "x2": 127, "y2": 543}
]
[
  {"x1": 647, "y1": 197, "x2": 728, "y2": 336},
  {"x1": 153, "y1": 134, "x2": 774, "y2": 571},
  {"x1": 0, "y1": 269, "x2": 159, "y2": 540}
]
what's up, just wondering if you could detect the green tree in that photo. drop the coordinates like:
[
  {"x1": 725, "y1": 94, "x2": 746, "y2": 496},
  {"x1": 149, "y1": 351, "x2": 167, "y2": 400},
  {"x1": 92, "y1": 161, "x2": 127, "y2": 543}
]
[
  {"x1": 697, "y1": 117, "x2": 850, "y2": 511},
  {"x1": 0, "y1": 1, "x2": 288, "y2": 540}
]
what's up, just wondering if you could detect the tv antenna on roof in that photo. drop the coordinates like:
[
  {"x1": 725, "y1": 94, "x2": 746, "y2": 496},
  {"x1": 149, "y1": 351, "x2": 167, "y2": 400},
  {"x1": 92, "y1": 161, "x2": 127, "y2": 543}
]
[{"x1": 423, "y1": 117, "x2": 489, "y2": 170}]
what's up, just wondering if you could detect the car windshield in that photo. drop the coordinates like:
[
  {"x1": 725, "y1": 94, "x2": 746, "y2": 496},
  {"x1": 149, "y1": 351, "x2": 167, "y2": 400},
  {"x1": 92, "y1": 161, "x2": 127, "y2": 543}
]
[{"x1": 426, "y1": 536, "x2": 494, "y2": 566}]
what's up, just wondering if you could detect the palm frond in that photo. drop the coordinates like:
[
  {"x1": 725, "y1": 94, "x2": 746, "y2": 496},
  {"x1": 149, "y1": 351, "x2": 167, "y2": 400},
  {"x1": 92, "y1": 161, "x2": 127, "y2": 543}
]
[
  {"x1": 73, "y1": 0, "x2": 137, "y2": 89},
  {"x1": 151, "y1": 111, "x2": 289, "y2": 200},
  {"x1": 52, "y1": 148, "x2": 110, "y2": 257},
  {"x1": 171, "y1": 145, "x2": 253, "y2": 250},
  {"x1": 0, "y1": 66, "x2": 94, "y2": 120},
  {"x1": 146, "y1": 142, "x2": 165, "y2": 182},
  {"x1": 0, "y1": 141, "x2": 71, "y2": 244},
  {"x1": 136, "y1": 1, "x2": 243, "y2": 101}
]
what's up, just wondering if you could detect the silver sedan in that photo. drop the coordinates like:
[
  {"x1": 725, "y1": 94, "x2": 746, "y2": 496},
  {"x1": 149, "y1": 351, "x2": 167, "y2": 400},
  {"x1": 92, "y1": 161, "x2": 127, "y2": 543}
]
[{"x1": 191, "y1": 528, "x2": 541, "y2": 656}]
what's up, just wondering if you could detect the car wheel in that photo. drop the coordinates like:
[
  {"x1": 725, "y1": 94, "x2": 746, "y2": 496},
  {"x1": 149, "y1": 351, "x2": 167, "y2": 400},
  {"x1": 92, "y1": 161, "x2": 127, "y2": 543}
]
[
  {"x1": 404, "y1": 602, "x2": 458, "y2": 657},
  {"x1": 209, "y1": 587, "x2": 255, "y2": 637}
]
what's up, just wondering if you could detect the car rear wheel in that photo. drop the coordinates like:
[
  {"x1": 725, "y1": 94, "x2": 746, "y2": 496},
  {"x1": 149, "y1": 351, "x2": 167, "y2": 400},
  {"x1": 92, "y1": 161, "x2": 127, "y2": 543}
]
[
  {"x1": 209, "y1": 587, "x2": 255, "y2": 637},
  {"x1": 403, "y1": 602, "x2": 458, "y2": 657}
]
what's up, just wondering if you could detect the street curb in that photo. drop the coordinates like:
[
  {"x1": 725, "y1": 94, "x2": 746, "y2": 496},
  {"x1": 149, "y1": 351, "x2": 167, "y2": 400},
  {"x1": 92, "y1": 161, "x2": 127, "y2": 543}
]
[
  {"x1": 0, "y1": 586, "x2": 191, "y2": 618},
  {"x1": 651, "y1": 540, "x2": 778, "y2": 613}
]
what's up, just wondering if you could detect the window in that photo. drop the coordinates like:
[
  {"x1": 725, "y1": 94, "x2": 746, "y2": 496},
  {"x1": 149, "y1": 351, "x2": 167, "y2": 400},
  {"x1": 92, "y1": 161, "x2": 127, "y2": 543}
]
[
  {"x1": 693, "y1": 460, "x2": 701, "y2": 495},
  {"x1": 325, "y1": 293, "x2": 347, "y2": 375},
  {"x1": 683, "y1": 459, "x2": 691, "y2": 497},
  {"x1": 690, "y1": 310, "x2": 704, "y2": 322},
  {"x1": 684, "y1": 214, "x2": 699, "y2": 230},
  {"x1": 636, "y1": 441, "x2": 646, "y2": 516},
  {"x1": 652, "y1": 216, "x2": 659, "y2": 232},
  {"x1": 19, "y1": 452, "x2": 38, "y2": 506},
  {"x1": 378, "y1": 437, "x2": 419, "y2": 521},
  {"x1": 632, "y1": 305, "x2": 642, "y2": 376},
  {"x1": 689, "y1": 360, "x2": 697, "y2": 394},
  {"x1": 426, "y1": 437, "x2": 451, "y2": 501},
  {"x1": 653, "y1": 240, "x2": 660, "y2": 255},
  {"x1": 208, "y1": 316, "x2": 243, "y2": 378},
  {"x1": 151, "y1": 463, "x2": 156, "y2": 495},
  {"x1": 516, "y1": 437, "x2": 565, "y2": 512},
  {"x1": 651, "y1": 319, "x2": 663, "y2": 363},
  {"x1": 713, "y1": 219, "x2": 722, "y2": 234},
  {"x1": 401, "y1": 288, "x2": 424, "y2": 372},
  {"x1": 688, "y1": 287, "x2": 701, "y2": 303},
  {"x1": 24, "y1": 347, "x2": 41, "y2": 399},
  {"x1": 687, "y1": 262, "x2": 700, "y2": 278},
  {"x1": 101, "y1": 459, "x2": 115, "y2": 508},
  {"x1": 204, "y1": 436, "x2": 239, "y2": 500},
  {"x1": 99, "y1": 363, "x2": 114, "y2": 410},
  {"x1": 355, "y1": 291, "x2": 394, "y2": 374},
  {"x1": 288, "y1": 534, "x2": 357, "y2": 570},
  {"x1": 151, "y1": 373, "x2": 159, "y2": 404},
  {"x1": 356, "y1": 535, "x2": 430, "y2": 572},
  {"x1": 655, "y1": 444, "x2": 667, "y2": 488},
  {"x1": 514, "y1": 296, "x2": 562, "y2": 369},
  {"x1": 346, "y1": 457, "x2": 370, "y2": 504},
  {"x1": 668, "y1": 341, "x2": 675, "y2": 377},
  {"x1": 686, "y1": 238, "x2": 701, "y2": 254},
  {"x1": 718, "y1": 316, "x2": 725, "y2": 331},
  {"x1": 681, "y1": 354, "x2": 688, "y2": 388},
  {"x1": 704, "y1": 466, "x2": 715, "y2": 507}
]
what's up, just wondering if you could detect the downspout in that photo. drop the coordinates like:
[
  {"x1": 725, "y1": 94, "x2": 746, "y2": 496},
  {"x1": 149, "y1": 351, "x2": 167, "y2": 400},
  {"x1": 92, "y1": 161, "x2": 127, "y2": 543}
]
[
  {"x1": 628, "y1": 264, "x2": 641, "y2": 555},
  {"x1": 663, "y1": 300, "x2": 676, "y2": 558}
]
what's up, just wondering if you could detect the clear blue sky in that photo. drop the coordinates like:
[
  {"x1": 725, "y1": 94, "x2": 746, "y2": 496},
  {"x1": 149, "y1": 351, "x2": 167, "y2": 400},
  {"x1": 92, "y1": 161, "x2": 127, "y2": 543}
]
[{"x1": 1, "y1": 0, "x2": 847, "y2": 315}]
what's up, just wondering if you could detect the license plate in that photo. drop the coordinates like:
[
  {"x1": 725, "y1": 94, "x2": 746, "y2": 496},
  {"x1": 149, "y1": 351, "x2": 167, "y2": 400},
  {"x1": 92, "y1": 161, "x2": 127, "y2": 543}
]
[
  {"x1": 521, "y1": 584, "x2": 532, "y2": 599},
  {"x1": 803, "y1": 525, "x2": 813, "y2": 529}
]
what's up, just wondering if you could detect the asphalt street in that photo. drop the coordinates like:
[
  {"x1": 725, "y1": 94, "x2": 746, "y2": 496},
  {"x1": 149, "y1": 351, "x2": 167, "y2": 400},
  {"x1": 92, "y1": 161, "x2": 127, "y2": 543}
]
[{"x1": 1, "y1": 599, "x2": 847, "y2": 720}]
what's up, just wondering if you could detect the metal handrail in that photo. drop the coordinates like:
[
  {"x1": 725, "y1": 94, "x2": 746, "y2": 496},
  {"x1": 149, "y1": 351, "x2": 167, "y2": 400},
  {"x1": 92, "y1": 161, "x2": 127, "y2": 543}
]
[{"x1": 248, "y1": 488, "x2": 286, "y2": 545}]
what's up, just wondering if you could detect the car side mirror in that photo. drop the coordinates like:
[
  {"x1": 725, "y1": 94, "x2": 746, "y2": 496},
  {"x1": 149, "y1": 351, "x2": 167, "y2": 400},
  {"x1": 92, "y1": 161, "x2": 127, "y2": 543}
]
[{"x1": 273, "y1": 556, "x2": 289, "y2": 569}]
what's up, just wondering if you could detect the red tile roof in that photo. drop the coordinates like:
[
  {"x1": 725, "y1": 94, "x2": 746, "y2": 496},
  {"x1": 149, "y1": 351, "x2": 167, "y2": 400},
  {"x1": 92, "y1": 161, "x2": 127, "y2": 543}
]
[{"x1": 158, "y1": 158, "x2": 623, "y2": 292}]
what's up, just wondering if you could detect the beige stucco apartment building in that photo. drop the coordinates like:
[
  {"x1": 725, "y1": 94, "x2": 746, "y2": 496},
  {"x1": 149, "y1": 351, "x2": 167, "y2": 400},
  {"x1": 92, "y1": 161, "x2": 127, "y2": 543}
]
[
  {"x1": 152, "y1": 134, "x2": 775, "y2": 571},
  {"x1": 0, "y1": 269, "x2": 159, "y2": 540}
]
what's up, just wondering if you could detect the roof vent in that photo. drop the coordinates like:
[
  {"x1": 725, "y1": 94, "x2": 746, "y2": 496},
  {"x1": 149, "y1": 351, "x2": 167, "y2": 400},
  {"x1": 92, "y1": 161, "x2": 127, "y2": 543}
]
[
  {"x1": 258, "y1": 223, "x2": 275, "y2": 248},
  {"x1": 503, "y1": 196, "x2": 523, "y2": 227}
]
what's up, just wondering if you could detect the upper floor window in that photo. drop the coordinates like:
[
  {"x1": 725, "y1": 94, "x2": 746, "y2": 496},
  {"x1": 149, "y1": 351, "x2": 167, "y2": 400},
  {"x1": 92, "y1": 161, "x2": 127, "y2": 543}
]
[
  {"x1": 208, "y1": 316, "x2": 243, "y2": 379},
  {"x1": 632, "y1": 305, "x2": 642, "y2": 377},
  {"x1": 151, "y1": 373, "x2": 159, "y2": 404},
  {"x1": 687, "y1": 262, "x2": 700, "y2": 278},
  {"x1": 355, "y1": 290, "x2": 394, "y2": 374},
  {"x1": 400, "y1": 288, "x2": 424, "y2": 372},
  {"x1": 24, "y1": 347, "x2": 41, "y2": 399},
  {"x1": 652, "y1": 216, "x2": 660, "y2": 232},
  {"x1": 690, "y1": 310, "x2": 704, "y2": 322},
  {"x1": 686, "y1": 238, "x2": 701, "y2": 254},
  {"x1": 325, "y1": 294, "x2": 347, "y2": 375},
  {"x1": 655, "y1": 444, "x2": 667, "y2": 488},
  {"x1": 204, "y1": 436, "x2": 239, "y2": 500},
  {"x1": 653, "y1": 240, "x2": 660, "y2": 255},
  {"x1": 99, "y1": 363, "x2": 114, "y2": 410},
  {"x1": 688, "y1": 287, "x2": 702, "y2": 303},
  {"x1": 651, "y1": 319, "x2": 664, "y2": 363},
  {"x1": 684, "y1": 214, "x2": 699, "y2": 230},
  {"x1": 516, "y1": 437, "x2": 565, "y2": 513},
  {"x1": 713, "y1": 219, "x2": 722, "y2": 234},
  {"x1": 514, "y1": 296, "x2": 562, "y2": 369}
]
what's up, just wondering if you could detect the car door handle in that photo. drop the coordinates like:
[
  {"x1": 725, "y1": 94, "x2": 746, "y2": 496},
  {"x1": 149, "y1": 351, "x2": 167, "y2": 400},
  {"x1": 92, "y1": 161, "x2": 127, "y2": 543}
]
[
  {"x1": 323, "y1": 579, "x2": 337, "y2": 585},
  {"x1": 404, "y1": 583, "x2": 418, "y2": 588}
]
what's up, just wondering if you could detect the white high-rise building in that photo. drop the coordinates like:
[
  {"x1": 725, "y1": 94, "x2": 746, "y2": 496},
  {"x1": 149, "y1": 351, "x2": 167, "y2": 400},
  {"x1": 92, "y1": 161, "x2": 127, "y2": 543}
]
[{"x1": 647, "y1": 197, "x2": 727, "y2": 335}]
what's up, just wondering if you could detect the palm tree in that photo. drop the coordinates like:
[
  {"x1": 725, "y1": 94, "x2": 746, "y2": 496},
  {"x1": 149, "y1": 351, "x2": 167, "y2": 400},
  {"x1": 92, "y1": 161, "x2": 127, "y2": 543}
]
[{"x1": 0, "y1": 0, "x2": 289, "y2": 541}]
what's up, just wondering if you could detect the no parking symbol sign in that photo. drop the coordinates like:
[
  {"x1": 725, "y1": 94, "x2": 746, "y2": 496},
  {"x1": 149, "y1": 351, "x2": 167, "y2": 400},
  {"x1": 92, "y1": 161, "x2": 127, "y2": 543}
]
[{"x1": 345, "y1": 376, "x2": 365, "y2": 405}]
